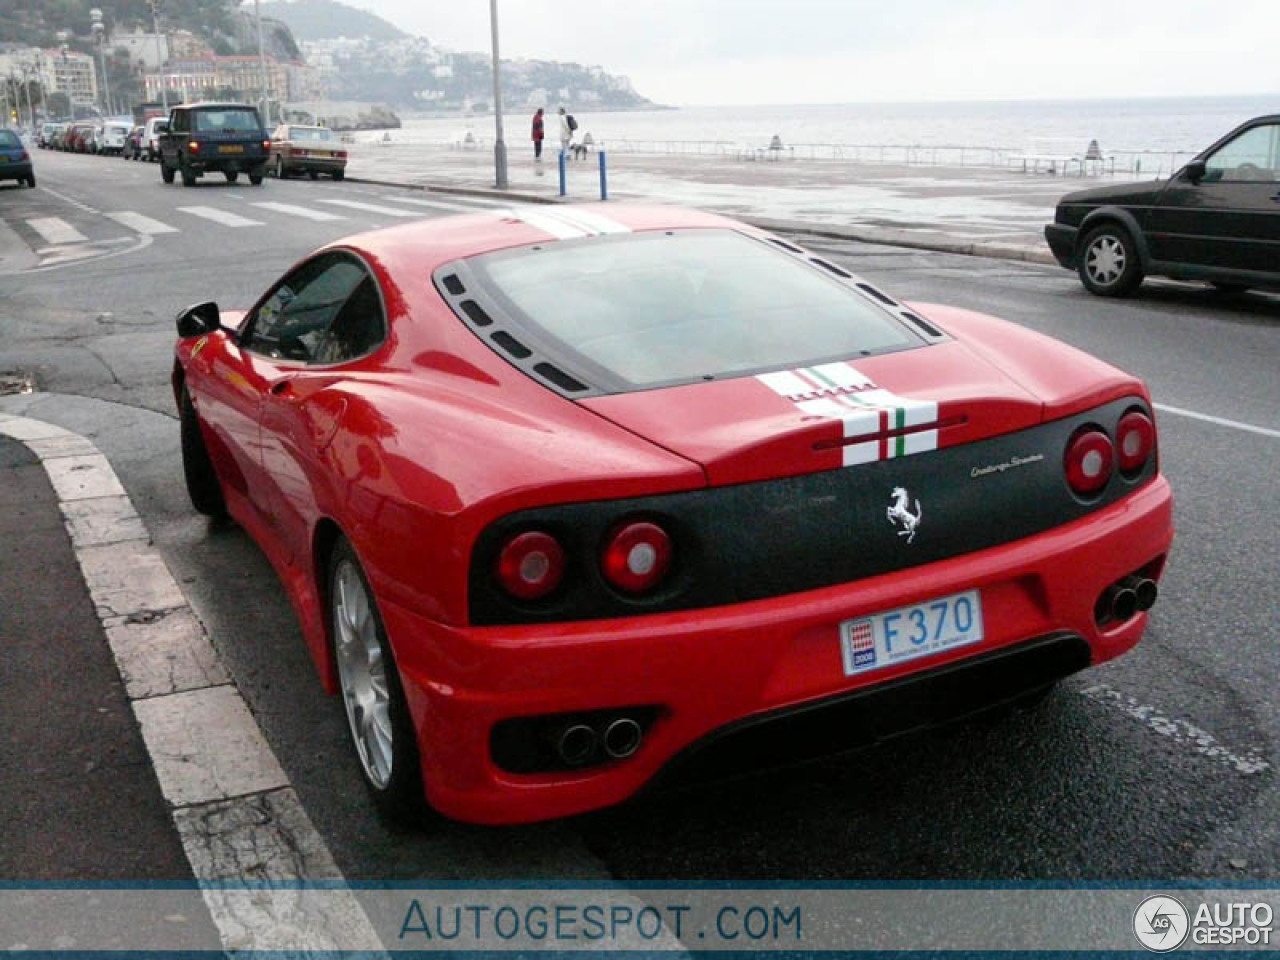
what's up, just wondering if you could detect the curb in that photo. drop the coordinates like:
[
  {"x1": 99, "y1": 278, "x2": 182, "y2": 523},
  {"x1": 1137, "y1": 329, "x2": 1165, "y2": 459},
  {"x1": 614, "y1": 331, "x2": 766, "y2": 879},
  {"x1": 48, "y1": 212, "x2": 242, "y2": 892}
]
[
  {"x1": 345, "y1": 176, "x2": 1057, "y2": 267},
  {"x1": 0, "y1": 406, "x2": 383, "y2": 954}
]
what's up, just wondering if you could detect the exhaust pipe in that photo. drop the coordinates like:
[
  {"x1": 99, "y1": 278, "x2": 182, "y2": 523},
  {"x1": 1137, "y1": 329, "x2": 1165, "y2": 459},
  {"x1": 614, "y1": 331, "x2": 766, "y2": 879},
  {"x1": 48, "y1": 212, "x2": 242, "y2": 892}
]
[
  {"x1": 602, "y1": 717, "x2": 643, "y2": 759},
  {"x1": 1122, "y1": 575, "x2": 1158, "y2": 612},
  {"x1": 1105, "y1": 583, "x2": 1139, "y2": 622},
  {"x1": 557, "y1": 724, "x2": 597, "y2": 766}
]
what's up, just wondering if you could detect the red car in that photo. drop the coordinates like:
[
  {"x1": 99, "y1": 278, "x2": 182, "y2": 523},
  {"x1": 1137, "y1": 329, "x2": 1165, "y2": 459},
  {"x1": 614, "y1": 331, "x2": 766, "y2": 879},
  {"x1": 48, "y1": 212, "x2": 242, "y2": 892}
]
[{"x1": 172, "y1": 205, "x2": 1174, "y2": 825}]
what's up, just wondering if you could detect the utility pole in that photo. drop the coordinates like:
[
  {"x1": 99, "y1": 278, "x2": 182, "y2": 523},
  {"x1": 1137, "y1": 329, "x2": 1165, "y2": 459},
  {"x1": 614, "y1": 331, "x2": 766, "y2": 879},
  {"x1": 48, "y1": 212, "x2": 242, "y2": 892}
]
[
  {"x1": 22, "y1": 63, "x2": 36, "y2": 128},
  {"x1": 90, "y1": 8, "x2": 112, "y2": 115},
  {"x1": 149, "y1": 0, "x2": 168, "y2": 111},
  {"x1": 254, "y1": 0, "x2": 269, "y2": 123},
  {"x1": 489, "y1": 0, "x2": 507, "y2": 189}
]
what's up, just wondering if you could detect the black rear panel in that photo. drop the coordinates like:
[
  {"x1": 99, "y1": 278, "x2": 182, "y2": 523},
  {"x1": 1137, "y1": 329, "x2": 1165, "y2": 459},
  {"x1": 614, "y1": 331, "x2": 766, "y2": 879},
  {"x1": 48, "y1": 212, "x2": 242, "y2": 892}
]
[{"x1": 469, "y1": 398, "x2": 1157, "y2": 625}]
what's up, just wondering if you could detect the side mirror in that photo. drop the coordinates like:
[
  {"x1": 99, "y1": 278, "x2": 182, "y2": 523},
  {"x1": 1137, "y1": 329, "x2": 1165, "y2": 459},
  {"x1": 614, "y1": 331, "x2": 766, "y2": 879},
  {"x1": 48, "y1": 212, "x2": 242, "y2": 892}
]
[
  {"x1": 1182, "y1": 160, "x2": 1206, "y2": 184},
  {"x1": 176, "y1": 301, "x2": 221, "y2": 338}
]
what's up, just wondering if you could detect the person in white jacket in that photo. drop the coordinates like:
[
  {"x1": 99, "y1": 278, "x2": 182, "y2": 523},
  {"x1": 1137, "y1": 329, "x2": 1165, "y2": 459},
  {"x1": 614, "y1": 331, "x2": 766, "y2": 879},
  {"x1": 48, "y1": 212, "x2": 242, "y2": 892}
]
[{"x1": 558, "y1": 107, "x2": 572, "y2": 156}]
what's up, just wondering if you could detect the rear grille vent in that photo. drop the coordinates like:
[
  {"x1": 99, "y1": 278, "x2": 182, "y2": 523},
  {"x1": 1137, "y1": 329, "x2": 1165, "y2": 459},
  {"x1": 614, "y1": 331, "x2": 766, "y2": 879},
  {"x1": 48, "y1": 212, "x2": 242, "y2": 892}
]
[
  {"x1": 442, "y1": 274, "x2": 466, "y2": 296},
  {"x1": 491, "y1": 331, "x2": 532, "y2": 359},
  {"x1": 856, "y1": 283, "x2": 898, "y2": 306},
  {"x1": 534, "y1": 362, "x2": 588, "y2": 392},
  {"x1": 460, "y1": 299, "x2": 493, "y2": 327},
  {"x1": 809, "y1": 257, "x2": 853, "y2": 279}
]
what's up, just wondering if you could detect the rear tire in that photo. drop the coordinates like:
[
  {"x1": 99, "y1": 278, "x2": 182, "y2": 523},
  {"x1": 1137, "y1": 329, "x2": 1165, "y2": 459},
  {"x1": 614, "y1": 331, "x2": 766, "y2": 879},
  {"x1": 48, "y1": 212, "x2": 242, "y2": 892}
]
[
  {"x1": 329, "y1": 536, "x2": 426, "y2": 825},
  {"x1": 308, "y1": 170, "x2": 319, "y2": 180},
  {"x1": 1078, "y1": 223, "x2": 1144, "y2": 297},
  {"x1": 333, "y1": 169, "x2": 345, "y2": 181},
  {"x1": 161, "y1": 161, "x2": 174, "y2": 184},
  {"x1": 180, "y1": 163, "x2": 197, "y2": 187},
  {"x1": 26, "y1": 175, "x2": 36, "y2": 188},
  {"x1": 249, "y1": 171, "x2": 264, "y2": 186},
  {"x1": 224, "y1": 171, "x2": 239, "y2": 183},
  {"x1": 179, "y1": 386, "x2": 227, "y2": 518}
]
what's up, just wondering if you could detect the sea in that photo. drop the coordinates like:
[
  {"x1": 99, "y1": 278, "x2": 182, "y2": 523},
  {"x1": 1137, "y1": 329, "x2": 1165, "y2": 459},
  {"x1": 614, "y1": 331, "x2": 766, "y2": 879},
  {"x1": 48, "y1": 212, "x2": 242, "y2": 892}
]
[{"x1": 392, "y1": 94, "x2": 1277, "y2": 155}]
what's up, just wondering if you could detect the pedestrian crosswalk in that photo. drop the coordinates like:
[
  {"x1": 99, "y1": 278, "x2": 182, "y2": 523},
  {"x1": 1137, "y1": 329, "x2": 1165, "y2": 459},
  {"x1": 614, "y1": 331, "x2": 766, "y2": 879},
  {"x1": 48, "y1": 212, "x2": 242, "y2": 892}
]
[{"x1": 8, "y1": 191, "x2": 507, "y2": 262}]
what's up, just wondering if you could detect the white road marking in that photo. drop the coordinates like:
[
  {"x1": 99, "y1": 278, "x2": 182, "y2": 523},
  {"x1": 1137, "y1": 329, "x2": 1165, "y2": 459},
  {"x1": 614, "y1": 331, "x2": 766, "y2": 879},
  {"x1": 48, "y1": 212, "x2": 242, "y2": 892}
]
[
  {"x1": 1081, "y1": 683, "x2": 1269, "y2": 775},
  {"x1": 1154, "y1": 403, "x2": 1280, "y2": 440},
  {"x1": 176, "y1": 206, "x2": 264, "y2": 228},
  {"x1": 26, "y1": 217, "x2": 88, "y2": 244},
  {"x1": 0, "y1": 412, "x2": 385, "y2": 953},
  {"x1": 313, "y1": 197, "x2": 420, "y2": 217},
  {"x1": 105, "y1": 210, "x2": 179, "y2": 235},
  {"x1": 250, "y1": 201, "x2": 347, "y2": 222}
]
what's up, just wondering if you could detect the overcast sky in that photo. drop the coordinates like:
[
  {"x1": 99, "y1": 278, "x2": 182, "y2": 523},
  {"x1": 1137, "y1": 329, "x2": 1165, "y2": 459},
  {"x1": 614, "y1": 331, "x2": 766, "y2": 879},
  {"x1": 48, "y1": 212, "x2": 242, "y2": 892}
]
[{"x1": 337, "y1": 0, "x2": 1279, "y2": 105}]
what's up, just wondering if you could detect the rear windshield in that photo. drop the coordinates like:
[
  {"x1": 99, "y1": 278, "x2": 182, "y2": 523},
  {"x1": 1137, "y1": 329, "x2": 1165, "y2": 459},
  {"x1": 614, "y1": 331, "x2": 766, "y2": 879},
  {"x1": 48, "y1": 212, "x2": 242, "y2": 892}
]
[
  {"x1": 289, "y1": 127, "x2": 335, "y2": 141},
  {"x1": 194, "y1": 109, "x2": 260, "y2": 132},
  {"x1": 0, "y1": 130, "x2": 20, "y2": 148},
  {"x1": 463, "y1": 230, "x2": 918, "y2": 390}
]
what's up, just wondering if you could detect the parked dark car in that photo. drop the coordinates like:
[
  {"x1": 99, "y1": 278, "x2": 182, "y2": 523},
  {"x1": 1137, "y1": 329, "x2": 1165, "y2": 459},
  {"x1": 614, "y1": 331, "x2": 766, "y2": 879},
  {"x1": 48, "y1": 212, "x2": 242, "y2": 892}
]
[
  {"x1": 159, "y1": 102, "x2": 269, "y2": 186},
  {"x1": 0, "y1": 129, "x2": 36, "y2": 187},
  {"x1": 1046, "y1": 115, "x2": 1280, "y2": 297}
]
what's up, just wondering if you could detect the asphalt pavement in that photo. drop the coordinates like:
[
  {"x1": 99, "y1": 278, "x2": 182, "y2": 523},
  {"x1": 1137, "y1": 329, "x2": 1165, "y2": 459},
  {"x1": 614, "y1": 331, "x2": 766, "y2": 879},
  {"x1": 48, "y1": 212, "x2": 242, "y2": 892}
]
[{"x1": 0, "y1": 147, "x2": 1277, "y2": 891}]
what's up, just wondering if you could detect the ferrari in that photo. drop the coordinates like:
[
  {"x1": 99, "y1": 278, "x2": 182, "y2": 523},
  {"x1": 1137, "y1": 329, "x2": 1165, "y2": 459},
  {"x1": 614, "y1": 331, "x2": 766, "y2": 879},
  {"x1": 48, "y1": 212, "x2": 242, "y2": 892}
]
[{"x1": 173, "y1": 204, "x2": 1174, "y2": 824}]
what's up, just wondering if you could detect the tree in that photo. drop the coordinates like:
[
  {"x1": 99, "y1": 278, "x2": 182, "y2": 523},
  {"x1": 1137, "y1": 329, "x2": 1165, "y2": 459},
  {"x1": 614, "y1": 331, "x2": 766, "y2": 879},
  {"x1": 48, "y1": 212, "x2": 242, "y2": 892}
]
[{"x1": 47, "y1": 90, "x2": 72, "y2": 118}]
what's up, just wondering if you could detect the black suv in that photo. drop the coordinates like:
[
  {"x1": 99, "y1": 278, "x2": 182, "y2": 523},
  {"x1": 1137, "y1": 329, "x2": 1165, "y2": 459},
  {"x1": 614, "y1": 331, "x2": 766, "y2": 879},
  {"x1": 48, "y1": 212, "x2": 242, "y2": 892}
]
[
  {"x1": 1045, "y1": 115, "x2": 1280, "y2": 297},
  {"x1": 159, "y1": 102, "x2": 270, "y2": 187}
]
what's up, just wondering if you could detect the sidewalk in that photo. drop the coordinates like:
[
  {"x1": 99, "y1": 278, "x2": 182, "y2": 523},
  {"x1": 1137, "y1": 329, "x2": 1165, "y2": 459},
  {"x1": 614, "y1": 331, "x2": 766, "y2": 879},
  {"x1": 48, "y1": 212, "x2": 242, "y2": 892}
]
[
  {"x1": 345, "y1": 141, "x2": 1087, "y2": 264},
  {"x1": 0, "y1": 434, "x2": 197, "y2": 882}
]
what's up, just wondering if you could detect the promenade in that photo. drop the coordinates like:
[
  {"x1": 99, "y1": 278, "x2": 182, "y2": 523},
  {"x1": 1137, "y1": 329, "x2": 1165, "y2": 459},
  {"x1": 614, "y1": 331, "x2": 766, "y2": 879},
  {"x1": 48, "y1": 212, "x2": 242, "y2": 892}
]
[{"x1": 342, "y1": 139, "x2": 1128, "y2": 264}]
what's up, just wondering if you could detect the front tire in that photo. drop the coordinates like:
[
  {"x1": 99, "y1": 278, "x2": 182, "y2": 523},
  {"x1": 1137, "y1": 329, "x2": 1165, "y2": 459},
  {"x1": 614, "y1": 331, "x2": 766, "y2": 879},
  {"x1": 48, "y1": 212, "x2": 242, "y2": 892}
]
[
  {"x1": 329, "y1": 537, "x2": 425, "y2": 823},
  {"x1": 1078, "y1": 223, "x2": 1144, "y2": 297},
  {"x1": 179, "y1": 386, "x2": 227, "y2": 517}
]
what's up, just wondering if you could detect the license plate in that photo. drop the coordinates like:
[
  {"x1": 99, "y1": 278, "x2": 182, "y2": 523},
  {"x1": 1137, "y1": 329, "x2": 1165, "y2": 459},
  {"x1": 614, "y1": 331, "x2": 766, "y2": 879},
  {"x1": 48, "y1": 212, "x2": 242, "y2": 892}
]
[
  {"x1": 839, "y1": 590, "x2": 983, "y2": 676},
  {"x1": 218, "y1": 145, "x2": 244, "y2": 154}
]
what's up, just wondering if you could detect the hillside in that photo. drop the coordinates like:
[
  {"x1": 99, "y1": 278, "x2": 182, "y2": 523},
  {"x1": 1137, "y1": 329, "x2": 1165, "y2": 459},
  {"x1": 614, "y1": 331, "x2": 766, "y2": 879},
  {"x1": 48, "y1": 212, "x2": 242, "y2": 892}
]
[{"x1": 258, "y1": 0, "x2": 404, "y2": 42}]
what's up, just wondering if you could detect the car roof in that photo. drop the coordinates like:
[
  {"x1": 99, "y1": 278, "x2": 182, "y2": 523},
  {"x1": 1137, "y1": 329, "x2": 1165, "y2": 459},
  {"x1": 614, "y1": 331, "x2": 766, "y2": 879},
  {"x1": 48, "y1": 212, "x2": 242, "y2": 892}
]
[
  {"x1": 327, "y1": 204, "x2": 748, "y2": 279},
  {"x1": 177, "y1": 102, "x2": 258, "y2": 110}
]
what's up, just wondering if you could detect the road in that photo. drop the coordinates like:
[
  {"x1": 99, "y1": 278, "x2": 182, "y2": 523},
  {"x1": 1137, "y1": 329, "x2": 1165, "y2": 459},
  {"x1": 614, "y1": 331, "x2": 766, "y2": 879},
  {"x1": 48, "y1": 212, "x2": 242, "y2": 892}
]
[{"x1": 2, "y1": 146, "x2": 1278, "y2": 886}]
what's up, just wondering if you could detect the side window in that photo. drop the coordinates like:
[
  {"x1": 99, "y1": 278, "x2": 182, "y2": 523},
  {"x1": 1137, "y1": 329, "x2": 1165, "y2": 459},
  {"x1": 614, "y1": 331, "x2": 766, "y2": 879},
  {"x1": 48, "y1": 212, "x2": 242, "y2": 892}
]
[
  {"x1": 246, "y1": 254, "x2": 370, "y2": 363},
  {"x1": 311, "y1": 277, "x2": 386, "y2": 365},
  {"x1": 1205, "y1": 124, "x2": 1279, "y2": 182},
  {"x1": 171, "y1": 111, "x2": 188, "y2": 134}
]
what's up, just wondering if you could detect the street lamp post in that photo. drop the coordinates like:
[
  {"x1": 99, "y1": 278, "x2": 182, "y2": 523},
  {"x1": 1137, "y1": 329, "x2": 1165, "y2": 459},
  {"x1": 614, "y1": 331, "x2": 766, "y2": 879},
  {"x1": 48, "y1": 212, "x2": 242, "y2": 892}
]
[
  {"x1": 489, "y1": 0, "x2": 507, "y2": 189},
  {"x1": 149, "y1": 0, "x2": 168, "y2": 112},
  {"x1": 90, "y1": 8, "x2": 112, "y2": 115},
  {"x1": 254, "y1": 0, "x2": 269, "y2": 123}
]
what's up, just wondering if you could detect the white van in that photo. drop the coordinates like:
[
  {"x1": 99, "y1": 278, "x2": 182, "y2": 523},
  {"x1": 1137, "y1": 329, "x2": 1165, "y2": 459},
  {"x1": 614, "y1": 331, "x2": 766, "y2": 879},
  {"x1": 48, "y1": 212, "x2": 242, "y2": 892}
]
[
  {"x1": 99, "y1": 121, "x2": 131, "y2": 154},
  {"x1": 143, "y1": 116, "x2": 169, "y2": 161}
]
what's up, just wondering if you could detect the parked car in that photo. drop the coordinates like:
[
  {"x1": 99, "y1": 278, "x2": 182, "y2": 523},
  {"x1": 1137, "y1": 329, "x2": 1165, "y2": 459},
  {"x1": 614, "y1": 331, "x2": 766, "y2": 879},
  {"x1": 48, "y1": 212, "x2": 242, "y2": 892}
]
[
  {"x1": 66, "y1": 122, "x2": 96, "y2": 153},
  {"x1": 98, "y1": 121, "x2": 131, "y2": 155},
  {"x1": 158, "y1": 102, "x2": 269, "y2": 186},
  {"x1": 1046, "y1": 114, "x2": 1280, "y2": 297},
  {"x1": 122, "y1": 125, "x2": 144, "y2": 160},
  {"x1": 173, "y1": 204, "x2": 1174, "y2": 824},
  {"x1": 0, "y1": 129, "x2": 36, "y2": 187},
  {"x1": 38, "y1": 122, "x2": 64, "y2": 149},
  {"x1": 268, "y1": 124, "x2": 347, "y2": 180},
  {"x1": 143, "y1": 116, "x2": 169, "y2": 161}
]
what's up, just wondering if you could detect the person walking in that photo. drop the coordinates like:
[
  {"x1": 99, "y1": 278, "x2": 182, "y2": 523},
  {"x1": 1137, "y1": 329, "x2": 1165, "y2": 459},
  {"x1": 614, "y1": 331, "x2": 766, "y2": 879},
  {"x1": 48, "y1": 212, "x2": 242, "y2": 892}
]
[{"x1": 531, "y1": 108, "x2": 545, "y2": 161}]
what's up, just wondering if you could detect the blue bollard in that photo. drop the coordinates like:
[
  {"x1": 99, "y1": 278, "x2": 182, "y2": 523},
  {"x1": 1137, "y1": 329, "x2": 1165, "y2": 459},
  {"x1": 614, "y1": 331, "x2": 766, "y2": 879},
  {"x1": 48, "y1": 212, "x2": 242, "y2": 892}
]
[
  {"x1": 598, "y1": 150, "x2": 608, "y2": 201},
  {"x1": 558, "y1": 150, "x2": 567, "y2": 197}
]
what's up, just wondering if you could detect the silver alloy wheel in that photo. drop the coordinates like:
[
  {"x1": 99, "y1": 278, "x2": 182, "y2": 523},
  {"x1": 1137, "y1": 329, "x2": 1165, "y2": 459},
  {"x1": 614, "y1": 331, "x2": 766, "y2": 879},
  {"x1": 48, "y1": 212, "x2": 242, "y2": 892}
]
[
  {"x1": 333, "y1": 559, "x2": 394, "y2": 789},
  {"x1": 1086, "y1": 234, "x2": 1125, "y2": 286}
]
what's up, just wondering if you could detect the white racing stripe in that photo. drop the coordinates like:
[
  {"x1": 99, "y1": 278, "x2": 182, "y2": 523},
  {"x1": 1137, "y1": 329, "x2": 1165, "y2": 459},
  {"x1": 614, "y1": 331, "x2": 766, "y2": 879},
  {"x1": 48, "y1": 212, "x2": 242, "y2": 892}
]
[
  {"x1": 177, "y1": 206, "x2": 263, "y2": 228},
  {"x1": 314, "y1": 197, "x2": 420, "y2": 217},
  {"x1": 1154, "y1": 403, "x2": 1280, "y2": 440},
  {"x1": 548, "y1": 206, "x2": 633, "y2": 235},
  {"x1": 251, "y1": 201, "x2": 347, "y2": 222},
  {"x1": 502, "y1": 206, "x2": 588, "y2": 239},
  {"x1": 105, "y1": 211, "x2": 179, "y2": 235},
  {"x1": 26, "y1": 217, "x2": 88, "y2": 244}
]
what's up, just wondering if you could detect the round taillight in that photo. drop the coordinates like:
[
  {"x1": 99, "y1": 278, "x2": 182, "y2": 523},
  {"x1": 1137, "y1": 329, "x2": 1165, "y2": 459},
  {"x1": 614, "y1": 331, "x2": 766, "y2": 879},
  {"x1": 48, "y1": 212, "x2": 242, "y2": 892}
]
[
  {"x1": 495, "y1": 531, "x2": 565, "y2": 600},
  {"x1": 602, "y1": 521, "x2": 672, "y2": 594},
  {"x1": 1064, "y1": 427, "x2": 1115, "y2": 496},
  {"x1": 1116, "y1": 410, "x2": 1155, "y2": 473}
]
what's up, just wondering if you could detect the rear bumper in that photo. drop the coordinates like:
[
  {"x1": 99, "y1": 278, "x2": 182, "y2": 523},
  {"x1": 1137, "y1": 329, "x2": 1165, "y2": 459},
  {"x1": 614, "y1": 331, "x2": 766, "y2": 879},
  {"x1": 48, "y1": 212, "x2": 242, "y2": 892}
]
[
  {"x1": 281, "y1": 156, "x2": 345, "y2": 172},
  {"x1": 384, "y1": 475, "x2": 1173, "y2": 825},
  {"x1": 1045, "y1": 223, "x2": 1078, "y2": 268},
  {"x1": 186, "y1": 154, "x2": 268, "y2": 173},
  {"x1": 0, "y1": 162, "x2": 32, "y2": 180}
]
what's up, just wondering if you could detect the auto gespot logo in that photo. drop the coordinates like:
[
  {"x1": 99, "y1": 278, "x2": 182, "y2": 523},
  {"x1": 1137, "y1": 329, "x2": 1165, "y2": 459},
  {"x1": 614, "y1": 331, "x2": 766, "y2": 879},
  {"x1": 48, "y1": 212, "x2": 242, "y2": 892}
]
[{"x1": 1133, "y1": 895, "x2": 1274, "y2": 951}]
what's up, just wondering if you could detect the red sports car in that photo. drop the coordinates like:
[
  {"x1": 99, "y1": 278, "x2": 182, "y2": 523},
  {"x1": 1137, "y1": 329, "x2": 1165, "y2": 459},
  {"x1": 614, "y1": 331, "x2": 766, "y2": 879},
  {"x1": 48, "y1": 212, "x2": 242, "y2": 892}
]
[{"x1": 172, "y1": 204, "x2": 1174, "y2": 825}]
